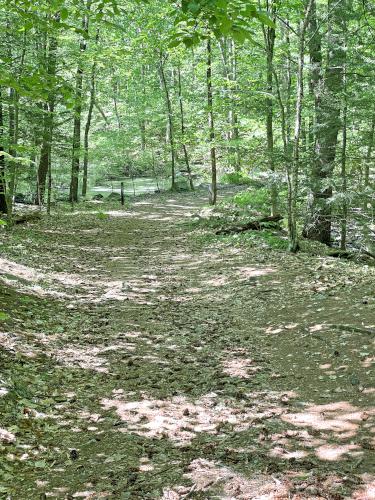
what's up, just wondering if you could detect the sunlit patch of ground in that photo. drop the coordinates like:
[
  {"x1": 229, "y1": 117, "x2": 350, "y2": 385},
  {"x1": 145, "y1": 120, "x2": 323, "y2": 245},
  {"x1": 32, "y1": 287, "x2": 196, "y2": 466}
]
[
  {"x1": 222, "y1": 357, "x2": 260, "y2": 378},
  {"x1": 283, "y1": 401, "x2": 374, "y2": 436},
  {"x1": 163, "y1": 458, "x2": 292, "y2": 499},
  {"x1": 101, "y1": 392, "x2": 289, "y2": 445}
]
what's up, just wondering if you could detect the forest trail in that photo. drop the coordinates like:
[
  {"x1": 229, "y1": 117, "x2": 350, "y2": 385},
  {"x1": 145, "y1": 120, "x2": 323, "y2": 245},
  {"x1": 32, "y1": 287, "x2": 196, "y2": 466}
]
[{"x1": 0, "y1": 190, "x2": 374, "y2": 499}]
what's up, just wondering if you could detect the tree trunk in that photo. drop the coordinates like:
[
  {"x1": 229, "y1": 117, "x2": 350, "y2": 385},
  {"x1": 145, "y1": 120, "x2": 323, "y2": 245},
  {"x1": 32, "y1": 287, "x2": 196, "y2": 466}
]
[
  {"x1": 218, "y1": 38, "x2": 240, "y2": 172},
  {"x1": 207, "y1": 38, "x2": 217, "y2": 205},
  {"x1": 159, "y1": 52, "x2": 176, "y2": 190},
  {"x1": 177, "y1": 65, "x2": 194, "y2": 190},
  {"x1": 263, "y1": 1, "x2": 277, "y2": 215},
  {"x1": 364, "y1": 112, "x2": 375, "y2": 188},
  {"x1": 340, "y1": 67, "x2": 348, "y2": 250},
  {"x1": 0, "y1": 87, "x2": 7, "y2": 214},
  {"x1": 36, "y1": 17, "x2": 58, "y2": 205},
  {"x1": 288, "y1": 0, "x2": 314, "y2": 252},
  {"x1": 82, "y1": 28, "x2": 99, "y2": 198},
  {"x1": 139, "y1": 64, "x2": 146, "y2": 150},
  {"x1": 69, "y1": 3, "x2": 90, "y2": 203},
  {"x1": 305, "y1": 0, "x2": 346, "y2": 244}
]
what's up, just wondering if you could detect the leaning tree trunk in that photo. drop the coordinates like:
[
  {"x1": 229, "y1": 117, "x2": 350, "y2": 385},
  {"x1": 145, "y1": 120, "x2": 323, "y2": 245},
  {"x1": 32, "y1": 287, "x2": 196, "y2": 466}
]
[
  {"x1": 207, "y1": 37, "x2": 217, "y2": 205},
  {"x1": 0, "y1": 87, "x2": 7, "y2": 214},
  {"x1": 305, "y1": 0, "x2": 346, "y2": 245}
]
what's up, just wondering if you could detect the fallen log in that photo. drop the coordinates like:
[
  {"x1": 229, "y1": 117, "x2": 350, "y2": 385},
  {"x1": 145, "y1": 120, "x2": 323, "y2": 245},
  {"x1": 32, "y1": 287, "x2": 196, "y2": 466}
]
[{"x1": 216, "y1": 214, "x2": 283, "y2": 235}]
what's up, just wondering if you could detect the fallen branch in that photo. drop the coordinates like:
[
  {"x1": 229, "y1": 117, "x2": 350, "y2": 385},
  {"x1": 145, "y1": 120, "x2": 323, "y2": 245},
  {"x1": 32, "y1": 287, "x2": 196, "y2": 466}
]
[{"x1": 216, "y1": 214, "x2": 283, "y2": 235}]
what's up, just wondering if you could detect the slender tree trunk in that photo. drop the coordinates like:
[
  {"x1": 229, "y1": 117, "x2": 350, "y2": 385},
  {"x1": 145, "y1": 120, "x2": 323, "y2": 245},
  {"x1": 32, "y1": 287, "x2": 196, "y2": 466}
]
[
  {"x1": 219, "y1": 38, "x2": 240, "y2": 172},
  {"x1": 82, "y1": 71, "x2": 95, "y2": 198},
  {"x1": 263, "y1": 0, "x2": 277, "y2": 215},
  {"x1": 139, "y1": 64, "x2": 146, "y2": 150},
  {"x1": 207, "y1": 37, "x2": 217, "y2": 205},
  {"x1": 70, "y1": 3, "x2": 90, "y2": 203},
  {"x1": 159, "y1": 52, "x2": 176, "y2": 190},
  {"x1": 229, "y1": 39, "x2": 240, "y2": 172},
  {"x1": 82, "y1": 28, "x2": 99, "y2": 198},
  {"x1": 364, "y1": 112, "x2": 375, "y2": 188},
  {"x1": 0, "y1": 87, "x2": 7, "y2": 214},
  {"x1": 288, "y1": 0, "x2": 314, "y2": 252},
  {"x1": 177, "y1": 65, "x2": 194, "y2": 190},
  {"x1": 7, "y1": 87, "x2": 16, "y2": 208},
  {"x1": 340, "y1": 68, "x2": 348, "y2": 250},
  {"x1": 36, "y1": 17, "x2": 58, "y2": 205}
]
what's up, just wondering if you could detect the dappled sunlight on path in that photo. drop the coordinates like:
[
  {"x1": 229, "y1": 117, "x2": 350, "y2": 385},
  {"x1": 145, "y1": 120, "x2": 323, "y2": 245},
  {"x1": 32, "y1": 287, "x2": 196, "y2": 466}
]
[{"x1": 0, "y1": 189, "x2": 374, "y2": 498}]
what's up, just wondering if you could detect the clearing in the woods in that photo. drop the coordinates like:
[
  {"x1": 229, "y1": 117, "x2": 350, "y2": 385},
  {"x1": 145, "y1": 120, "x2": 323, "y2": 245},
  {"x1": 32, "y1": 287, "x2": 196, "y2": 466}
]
[{"x1": 0, "y1": 189, "x2": 374, "y2": 499}]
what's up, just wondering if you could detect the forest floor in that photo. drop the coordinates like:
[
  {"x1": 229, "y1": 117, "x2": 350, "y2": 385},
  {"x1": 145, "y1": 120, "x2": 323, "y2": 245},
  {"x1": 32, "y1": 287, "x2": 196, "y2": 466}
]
[{"x1": 0, "y1": 188, "x2": 374, "y2": 500}]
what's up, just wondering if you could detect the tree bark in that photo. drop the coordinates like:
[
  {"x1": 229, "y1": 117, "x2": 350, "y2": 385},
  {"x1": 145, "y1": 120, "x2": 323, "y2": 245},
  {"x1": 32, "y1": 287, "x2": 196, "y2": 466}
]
[
  {"x1": 288, "y1": 0, "x2": 314, "y2": 252},
  {"x1": 36, "y1": 17, "x2": 58, "y2": 205},
  {"x1": 82, "y1": 27, "x2": 99, "y2": 198},
  {"x1": 305, "y1": 0, "x2": 346, "y2": 244},
  {"x1": 207, "y1": 37, "x2": 217, "y2": 205},
  {"x1": 159, "y1": 52, "x2": 176, "y2": 190},
  {"x1": 177, "y1": 65, "x2": 194, "y2": 190},
  {"x1": 263, "y1": 0, "x2": 277, "y2": 215},
  {"x1": 340, "y1": 66, "x2": 348, "y2": 250},
  {"x1": 0, "y1": 87, "x2": 7, "y2": 214},
  {"x1": 70, "y1": 2, "x2": 90, "y2": 203}
]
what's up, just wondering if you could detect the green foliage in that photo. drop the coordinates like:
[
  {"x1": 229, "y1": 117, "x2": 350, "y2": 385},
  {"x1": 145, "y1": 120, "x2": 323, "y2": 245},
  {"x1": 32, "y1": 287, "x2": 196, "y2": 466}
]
[
  {"x1": 96, "y1": 211, "x2": 109, "y2": 220},
  {"x1": 170, "y1": 0, "x2": 274, "y2": 47},
  {"x1": 221, "y1": 171, "x2": 252, "y2": 185},
  {"x1": 232, "y1": 188, "x2": 270, "y2": 211},
  {"x1": 0, "y1": 311, "x2": 9, "y2": 321}
]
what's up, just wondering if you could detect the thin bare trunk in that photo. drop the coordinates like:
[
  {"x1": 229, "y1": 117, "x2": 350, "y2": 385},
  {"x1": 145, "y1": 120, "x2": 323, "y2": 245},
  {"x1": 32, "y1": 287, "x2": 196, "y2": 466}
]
[
  {"x1": 70, "y1": 2, "x2": 90, "y2": 203},
  {"x1": 262, "y1": 0, "x2": 277, "y2": 215},
  {"x1": 159, "y1": 52, "x2": 176, "y2": 190},
  {"x1": 207, "y1": 38, "x2": 217, "y2": 205},
  {"x1": 177, "y1": 65, "x2": 194, "y2": 190},
  {"x1": 288, "y1": 0, "x2": 314, "y2": 252},
  {"x1": 0, "y1": 87, "x2": 7, "y2": 214},
  {"x1": 82, "y1": 28, "x2": 99, "y2": 198}
]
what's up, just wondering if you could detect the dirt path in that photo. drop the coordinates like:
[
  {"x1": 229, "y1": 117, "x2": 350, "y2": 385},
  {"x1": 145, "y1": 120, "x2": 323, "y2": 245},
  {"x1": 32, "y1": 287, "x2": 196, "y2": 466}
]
[{"x1": 0, "y1": 190, "x2": 374, "y2": 499}]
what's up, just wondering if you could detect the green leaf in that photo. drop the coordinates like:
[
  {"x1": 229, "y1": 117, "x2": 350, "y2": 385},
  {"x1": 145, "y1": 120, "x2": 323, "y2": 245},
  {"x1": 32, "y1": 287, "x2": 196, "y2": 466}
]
[
  {"x1": 0, "y1": 312, "x2": 9, "y2": 321},
  {"x1": 256, "y1": 11, "x2": 275, "y2": 28},
  {"x1": 34, "y1": 460, "x2": 47, "y2": 468},
  {"x1": 60, "y1": 8, "x2": 69, "y2": 21}
]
